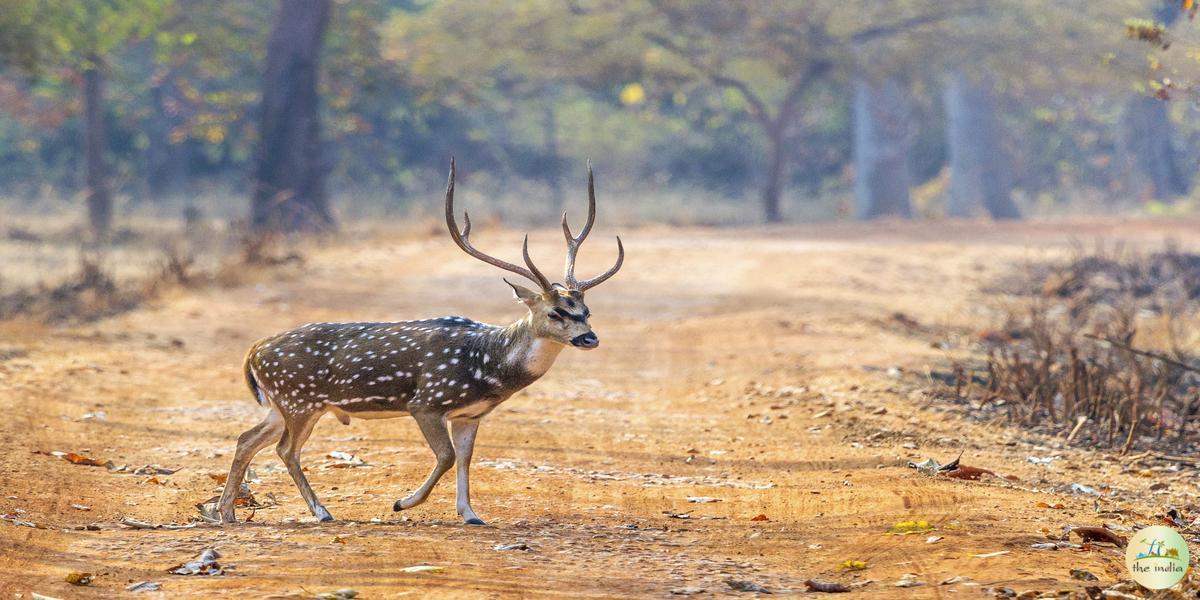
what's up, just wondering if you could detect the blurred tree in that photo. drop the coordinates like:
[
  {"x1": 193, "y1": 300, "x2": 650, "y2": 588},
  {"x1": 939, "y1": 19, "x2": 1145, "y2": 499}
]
[
  {"x1": 386, "y1": 1, "x2": 642, "y2": 212},
  {"x1": 944, "y1": 72, "x2": 1019, "y2": 219},
  {"x1": 853, "y1": 77, "x2": 914, "y2": 219},
  {"x1": 0, "y1": 0, "x2": 168, "y2": 237},
  {"x1": 251, "y1": 0, "x2": 334, "y2": 232},
  {"x1": 638, "y1": 0, "x2": 974, "y2": 222},
  {"x1": 1119, "y1": 1, "x2": 1188, "y2": 202}
]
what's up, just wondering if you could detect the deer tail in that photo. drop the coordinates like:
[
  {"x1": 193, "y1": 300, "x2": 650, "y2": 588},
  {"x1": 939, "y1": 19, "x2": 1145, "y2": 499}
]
[{"x1": 243, "y1": 347, "x2": 268, "y2": 407}]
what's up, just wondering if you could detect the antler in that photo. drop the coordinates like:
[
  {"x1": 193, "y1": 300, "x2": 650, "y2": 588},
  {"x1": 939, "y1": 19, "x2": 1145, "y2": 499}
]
[
  {"x1": 561, "y1": 161, "x2": 624, "y2": 291},
  {"x1": 445, "y1": 159, "x2": 553, "y2": 291}
]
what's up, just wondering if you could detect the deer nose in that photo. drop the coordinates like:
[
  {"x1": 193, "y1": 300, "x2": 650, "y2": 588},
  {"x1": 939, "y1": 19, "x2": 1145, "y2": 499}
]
[{"x1": 570, "y1": 332, "x2": 598, "y2": 349}]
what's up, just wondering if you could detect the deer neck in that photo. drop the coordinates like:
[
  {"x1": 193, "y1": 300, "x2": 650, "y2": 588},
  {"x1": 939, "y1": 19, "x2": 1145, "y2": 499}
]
[{"x1": 500, "y1": 314, "x2": 564, "y2": 378}]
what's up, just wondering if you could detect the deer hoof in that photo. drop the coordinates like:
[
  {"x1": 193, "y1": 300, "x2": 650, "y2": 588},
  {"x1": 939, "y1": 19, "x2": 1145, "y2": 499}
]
[
  {"x1": 392, "y1": 499, "x2": 405, "y2": 512},
  {"x1": 465, "y1": 517, "x2": 486, "y2": 526},
  {"x1": 314, "y1": 506, "x2": 334, "y2": 522}
]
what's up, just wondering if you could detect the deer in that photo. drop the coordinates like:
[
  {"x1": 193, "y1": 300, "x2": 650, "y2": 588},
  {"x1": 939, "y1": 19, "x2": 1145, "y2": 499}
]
[{"x1": 217, "y1": 159, "x2": 623, "y2": 525}]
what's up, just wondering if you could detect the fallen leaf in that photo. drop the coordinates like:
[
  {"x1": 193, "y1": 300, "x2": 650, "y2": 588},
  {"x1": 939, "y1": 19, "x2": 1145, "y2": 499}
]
[
  {"x1": 895, "y1": 574, "x2": 925, "y2": 588},
  {"x1": 1069, "y1": 483, "x2": 1099, "y2": 495},
  {"x1": 132, "y1": 465, "x2": 180, "y2": 476},
  {"x1": 944, "y1": 466, "x2": 995, "y2": 480},
  {"x1": 494, "y1": 543, "x2": 530, "y2": 551},
  {"x1": 686, "y1": 496, "x2": 722, "y2": 503},
  {"x1": 326, "y1": 451, "x2": 367, "y2": 468},
  {"x1": 805, "y1": 579, "x2": 850, "y2": 593},
  {"x1": 725, "y1": 579, "x2": 770, "y2": 593},
  {"x1": 64, "y1": 572, "x2": 94, "y2": 586},
  {"x1": 208, "y1": 473, "x2": 228, "y2": 485},
  {"x1": 926, "y1": 536, "x2": 943, "y2": 544},
  {"x1": 53, "y1": 451, "x2": 106, "y2": 467},
  {"x1": 887, "y1": 520, "x2": 934, "y2": 535},
  {"x1": 750, "y1": 514, "x2": 769, "y2": 522},
  {"x1": 314, "y1": 589, "x2": 358, "y2": 600},
  {"x1": 941, "y1": 575, "x2": 970, "y2": 585},
  {"x1": 126, "y1": 581, "x2": 161, "y2": 593},
  {"x1": 120, "y1": 516, "x2": 197, "y2": 530},
  {"x1": 1036, "y1": 501, "x2": 1065, "y2": 509},
  {"x1": 972, "y1": 551, "x2": 1009, "y2": 558},
  {"x1": 400, "y1": 565, "x2": 444, "y2": 573},
  {"x1": 70, "y1": 504, "x2": 91, "y2": 511},
  {"x1": 837, "y1": 560, "x2": 867, "y2": 571},
  {"x1": 1070, "y1": 569, "x2": 1098, "y2": 581},
  {"x1": 1069, "y1": 526, "x2": 1126, "y2": 547},
  {"x1": 1, "y1": 513, "x2": 41, "y2": 528},
  {"x1": 168, "y1": 548, "x2": 225, "y2": 576}
]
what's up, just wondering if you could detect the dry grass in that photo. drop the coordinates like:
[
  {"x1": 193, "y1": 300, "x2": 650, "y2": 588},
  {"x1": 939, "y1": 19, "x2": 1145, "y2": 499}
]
[
  {"x1": 947, "y1": 242, "x2": 1200, "y2": 453},
  {"x1": 0, "y1": 216, "x2": 309, "y2": 324}
]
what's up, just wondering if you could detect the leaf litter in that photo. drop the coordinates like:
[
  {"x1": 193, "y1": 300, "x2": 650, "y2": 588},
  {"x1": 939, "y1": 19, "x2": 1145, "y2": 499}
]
[{"x1": 168, "y1": 548, "x2": 226, "y2": 576}]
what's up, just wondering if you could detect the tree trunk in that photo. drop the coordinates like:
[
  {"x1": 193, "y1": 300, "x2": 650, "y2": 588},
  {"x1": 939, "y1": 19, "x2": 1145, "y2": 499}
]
[
  {"x1": 147, "y1": 72, "x2": 189, "y2": 202},
  {"x1": 83, "y1": 56, "x2": 111, "y2": 237},
  {"x1": 542, "y1": 103, "x2": 564, "y2": 213},
  {"x1": 1121, "y1": 95, "x2": 1188, "y2": 202},
  {"x1": 853, "y1": 78, "x2": 913, "y2": 219},
  {"x1": 762, "y1": 126, "x2": 786, "y2": 223},
  {"x1": 251, "y1": 0, "x2": 333, "y2": 233},
  {"x1": 944, "y1": 72, "x2": 1020, "y2": 219}
]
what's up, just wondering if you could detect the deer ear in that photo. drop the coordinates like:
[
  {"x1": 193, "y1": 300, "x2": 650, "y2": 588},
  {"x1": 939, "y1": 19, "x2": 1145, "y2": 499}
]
[{"x1": 504, "y1": 278, "x2": 542, "y2": 306}]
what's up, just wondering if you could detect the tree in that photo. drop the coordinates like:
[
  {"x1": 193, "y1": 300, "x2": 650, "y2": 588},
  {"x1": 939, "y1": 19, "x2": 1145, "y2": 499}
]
[
  {"x1": 853, "y1": 77, "x2": 914, "y2": 219},
  {"x1": 1119, "y1": 1, "x2": 1189, "y2": 202},
  {"x1": 3, "y1": 1, "x2": 168, "y2": 237},
  {"x1": 251, "y1": 0, "x2": 334, "y2": 233},
  {"x1": 386, "y1": 1, "x2": 643, "y2": 212},
  {"x1": 944, "y1": 72, "x2": 1019, "y2": 219},
  {"x1": 636, "y1": 0, "x2": 978, "y2": 222}
]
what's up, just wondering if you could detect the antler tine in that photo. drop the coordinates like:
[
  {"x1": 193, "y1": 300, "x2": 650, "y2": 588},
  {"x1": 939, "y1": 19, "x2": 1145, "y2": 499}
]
[
  {"x1": 563, "y1": 160, "x2": 599, "y2": 288},
  {"x1": 444, "y1": 158, "x2": 552, "y2": 291},
  {"x1": 573, "y1": 236, "x2": 624, "y2": 292},
  {"x1": 521, "y1": 234, "x2": 553, "y2": 291}
]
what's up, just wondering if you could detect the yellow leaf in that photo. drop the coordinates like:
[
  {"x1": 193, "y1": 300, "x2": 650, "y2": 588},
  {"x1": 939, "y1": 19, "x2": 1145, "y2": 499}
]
[{"x1": 619, "y1": 83, "x2": 646, "y2": 106}]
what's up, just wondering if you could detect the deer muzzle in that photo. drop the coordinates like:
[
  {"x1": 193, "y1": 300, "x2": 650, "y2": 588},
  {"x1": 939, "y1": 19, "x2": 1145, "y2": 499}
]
[{"x1": 570, "y1": 332, "x2": 599, "y2": 349}]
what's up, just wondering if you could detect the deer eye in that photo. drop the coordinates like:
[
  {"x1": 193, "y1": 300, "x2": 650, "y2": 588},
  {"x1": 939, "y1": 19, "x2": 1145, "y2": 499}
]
[{"x1": 548, "y1": 312, "x2": 564, "y2": 322}]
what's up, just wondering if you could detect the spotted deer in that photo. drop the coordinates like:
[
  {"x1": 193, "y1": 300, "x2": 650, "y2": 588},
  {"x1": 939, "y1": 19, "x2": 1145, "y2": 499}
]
[{"x1": 218, "y1": 160, "x2": 623, "y2": 525}]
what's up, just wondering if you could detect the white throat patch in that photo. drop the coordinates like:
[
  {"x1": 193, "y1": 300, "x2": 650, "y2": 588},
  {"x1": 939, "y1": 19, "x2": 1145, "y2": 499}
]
[{"x1": 507, "y1": 337, "x2": 564, "y2": 377}]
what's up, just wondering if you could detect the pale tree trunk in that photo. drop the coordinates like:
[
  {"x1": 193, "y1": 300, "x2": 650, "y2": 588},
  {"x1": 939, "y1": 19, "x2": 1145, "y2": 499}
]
[
  {"x1": 83, "y1": 55, "x2": 111, "y2": 237},
  {"x1": 147, "y1": 71, "x2": 189, "y2": 202},
  {"x1": 251, "y1": 0, "x2": 333, "y2": 233},
  {"x1": 1118, "y1": 0, "x2": 1189, "y2": 203},
  {"x1": 1121, "y1": 95, "x2": 1188, "y2": 201},
  {"x1": 853, "y1": 78, "x2": 913, "y2": 219},
  {"x1": 762, "y1": 125, "x2": 786, "y2": 223},
  {"x1": 944, "y1": 72, "x2": 1019, "y2": 219},
  {"x1": 542, "y1": 103, "x2": 564, "y2": 213}
]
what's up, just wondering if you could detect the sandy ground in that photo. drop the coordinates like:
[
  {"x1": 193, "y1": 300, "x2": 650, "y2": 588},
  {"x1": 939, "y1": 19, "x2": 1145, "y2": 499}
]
[{"x1": 2, "y1": 218, "x2": 1200, "y2": 598}]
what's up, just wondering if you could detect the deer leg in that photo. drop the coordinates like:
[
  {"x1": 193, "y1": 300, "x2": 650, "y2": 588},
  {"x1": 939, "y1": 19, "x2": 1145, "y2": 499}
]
[
  {"x1": 277, "y1": 412, "x2": 333, "y2": 522},
  {"x1": 450, "y1": 418, "x2": 484, "y2": 525},
  {"x1": 393, "y1": 411, "x2": 455, "y2": 512},
  {"x1": 218, "y1": 408, "x2": 285, "y2": 523}
]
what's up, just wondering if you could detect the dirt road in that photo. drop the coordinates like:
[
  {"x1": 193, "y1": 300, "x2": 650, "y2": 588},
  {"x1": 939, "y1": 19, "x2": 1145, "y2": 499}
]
[{"x1": 1, "y1": 219, "x2": 1196, "y2": 598}]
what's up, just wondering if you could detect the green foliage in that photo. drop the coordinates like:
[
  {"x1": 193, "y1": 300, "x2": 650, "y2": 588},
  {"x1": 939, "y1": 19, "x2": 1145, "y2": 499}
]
[{"x1": 0, "y1": 0, "x2": 1190, "y2": 216}]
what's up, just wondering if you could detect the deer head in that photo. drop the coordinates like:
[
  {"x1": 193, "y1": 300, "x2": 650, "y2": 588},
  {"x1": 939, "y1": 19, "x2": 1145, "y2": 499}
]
[{"x1": 444, "y1": 159, "x2": 623, "y2": 350}]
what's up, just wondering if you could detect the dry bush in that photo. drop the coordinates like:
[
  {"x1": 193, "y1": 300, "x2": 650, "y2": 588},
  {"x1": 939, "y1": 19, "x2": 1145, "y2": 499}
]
[
  {"x1": 948, "y1": 243, "x2": 1200, "y2": 453},
  {"x1": 0, "y1": 254, "x2": 143, "y2": 323}
]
